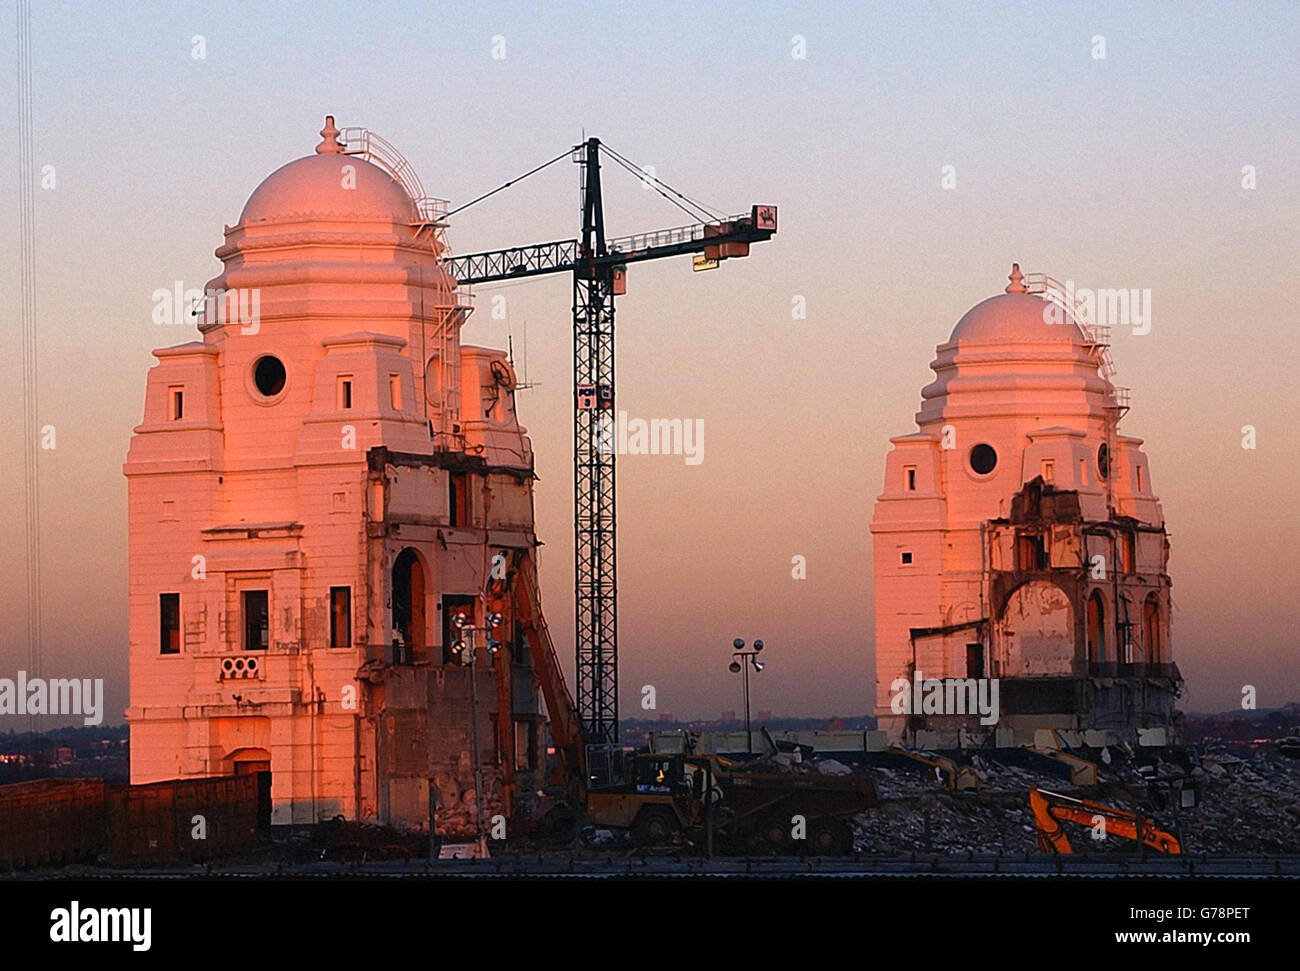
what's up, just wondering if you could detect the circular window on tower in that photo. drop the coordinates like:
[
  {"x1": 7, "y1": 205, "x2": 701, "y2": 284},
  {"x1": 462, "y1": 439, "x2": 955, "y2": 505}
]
[
  {"x1": 252, "y1": 355, "x2": 287, "y2": 399},
  {"x1": 969, "y1": 443, "x2": 998, "y2": 476},
  {"x1": 1097, "y1": 442, "x2": 1110, "y2": 479}
]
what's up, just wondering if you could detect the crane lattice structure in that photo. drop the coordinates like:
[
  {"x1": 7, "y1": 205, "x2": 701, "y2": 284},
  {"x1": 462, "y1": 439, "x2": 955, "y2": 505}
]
[{"x1": 425, "y1": 136, "x2": 776, "y2": 745}]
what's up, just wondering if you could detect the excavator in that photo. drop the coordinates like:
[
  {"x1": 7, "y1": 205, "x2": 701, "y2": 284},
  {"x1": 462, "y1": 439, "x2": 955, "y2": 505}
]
[
  {"x1": 1029, "y1": 787, "x2": 1181, "y2": 854},
  {"x1": 501, "y1": 548, "x2": 710, "y2": 844},
  {"x1": 501, "y1": 548, "x2": 871, "y2": 853}
]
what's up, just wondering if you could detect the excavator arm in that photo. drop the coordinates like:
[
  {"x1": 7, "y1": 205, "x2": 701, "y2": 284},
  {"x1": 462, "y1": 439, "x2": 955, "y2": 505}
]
[
  {"x1": 1029, "y1": 787, "x2": 1181, "y2": 854},
  {"x1": 509, "y1": 549, "x2": 587, "y2": 796}
]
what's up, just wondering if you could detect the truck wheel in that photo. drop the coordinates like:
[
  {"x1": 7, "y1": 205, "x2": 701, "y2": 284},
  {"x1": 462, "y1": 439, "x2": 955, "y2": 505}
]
[
  {"x1": 632, "y1": 807, "x2": 679, "y2": 847},
  {"x1": 810, "y1": 818, "x2": 854, "y2": 856},
  {"x1": 761, "y1": 819, "x2": 791, "y2": 854}
]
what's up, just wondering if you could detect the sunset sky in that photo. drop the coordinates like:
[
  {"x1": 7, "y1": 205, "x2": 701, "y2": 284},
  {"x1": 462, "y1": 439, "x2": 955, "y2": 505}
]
[{"x1": 1, "y1": 1, "x2": 1297, "y2": 726}]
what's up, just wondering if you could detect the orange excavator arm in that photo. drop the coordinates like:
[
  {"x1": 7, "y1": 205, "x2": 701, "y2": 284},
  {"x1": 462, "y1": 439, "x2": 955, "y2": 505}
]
[
  {"x1": 1029, "y1": 787, "x2": 1181, "y2": 854},
  {"x1": 510, "y1": 549, "x2": 587, "y2": 796}
]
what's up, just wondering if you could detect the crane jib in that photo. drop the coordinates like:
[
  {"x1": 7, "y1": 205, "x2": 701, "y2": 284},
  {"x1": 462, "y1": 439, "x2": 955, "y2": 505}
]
[{"x1": 444, "y1": 206, "x2": 777, "y2": 287}]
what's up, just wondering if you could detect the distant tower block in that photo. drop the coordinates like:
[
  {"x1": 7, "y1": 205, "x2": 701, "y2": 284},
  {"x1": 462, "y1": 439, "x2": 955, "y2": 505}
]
[
  {"x1": 125, "y1": 118, "x2": 547, "y2": 832},
  {"x1": 869, "y1": 266, "x2": 1178, "y2": 747}
]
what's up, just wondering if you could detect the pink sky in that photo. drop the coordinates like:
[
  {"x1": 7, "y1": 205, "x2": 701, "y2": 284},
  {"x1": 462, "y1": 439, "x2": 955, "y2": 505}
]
[{"x1": 1, "y1": 1, "x2": 1297, "y2": 725}]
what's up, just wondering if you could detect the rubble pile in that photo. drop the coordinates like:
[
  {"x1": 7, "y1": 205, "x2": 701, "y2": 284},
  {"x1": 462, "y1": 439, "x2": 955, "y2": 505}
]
[
  {"x1": 1122, "y1": 747, "x2": 1300, "y2": 855},
  {"x1": 310, "y1": 816, "x2": 429, "y2": 861},
  {"x1": 851, "y1": 746, "x2": 1300, "y2": 856},
  {"x1": 852, "y1": 788, "x2": 1039, "y2": 855}
]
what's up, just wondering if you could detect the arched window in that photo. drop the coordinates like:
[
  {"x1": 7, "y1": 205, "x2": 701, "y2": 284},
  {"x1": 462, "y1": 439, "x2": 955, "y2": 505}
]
[
  {"x1": 1086, "y1": 591, "x2": 1107, "y2": 664},
  {"x1": 392, "y1": 548, "x2": 426, "y2": 663},
  {"x1": 1143, "y1": 593, "x2": 1163, "y2": 665}
]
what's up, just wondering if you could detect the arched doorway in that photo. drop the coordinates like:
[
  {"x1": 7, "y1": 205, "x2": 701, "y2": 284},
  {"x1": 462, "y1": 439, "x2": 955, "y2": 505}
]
[
  {"x1": 1143, "y1": 593, "x2": 1162, "y2": 664},
  {"x1": 392, "y1": 548, "x2": 426, "y2": 663},
  {"x1": 1086, "y1": 591, "x2": 1107, "y2": 664}
]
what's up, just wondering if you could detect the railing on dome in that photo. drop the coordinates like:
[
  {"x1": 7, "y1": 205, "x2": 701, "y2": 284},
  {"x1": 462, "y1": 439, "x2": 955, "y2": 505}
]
[
  {"x1": 1023, "y1": 271, "x2": 1119, "y2": 382},
  {"x1": 1027, "y1": 271, "x2": 1132, "y2": 515},
  {"x1": 337, "y1": 125, "x2": 473, "y2": 295},
  {"x1": 339, "y1": 127, "x2": 432, "y2": 216},
  {"x1": 338, "y1": 125, "x2": 472, "y2": 442}
]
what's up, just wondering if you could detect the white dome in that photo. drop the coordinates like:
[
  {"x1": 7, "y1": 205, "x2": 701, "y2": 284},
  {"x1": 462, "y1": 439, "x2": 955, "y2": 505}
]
[
  {"x1": 949, "y1": 292, "x2": 1085, "y2": 344},
  {"x1": 239, "y1": 153, "x2": 417, "y2": 224}
]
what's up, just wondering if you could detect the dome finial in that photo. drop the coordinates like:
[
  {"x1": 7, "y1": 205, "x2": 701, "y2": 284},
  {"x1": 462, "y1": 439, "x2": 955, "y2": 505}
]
[
  {"x1": 316, "y1": 115, "x2": 343, "y2": 155},
  {"x1": 1005, "y1": 262, "x2": 1026, "y2": 294}
]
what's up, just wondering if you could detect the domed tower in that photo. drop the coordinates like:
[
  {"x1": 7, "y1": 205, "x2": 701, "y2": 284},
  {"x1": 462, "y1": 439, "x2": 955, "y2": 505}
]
[
  {"x1": 870, "y1": 265, "x2": 1178, "y2": 747},
  {"x1": 125, "y1": 118, "x2": 544, "y2": 832}
]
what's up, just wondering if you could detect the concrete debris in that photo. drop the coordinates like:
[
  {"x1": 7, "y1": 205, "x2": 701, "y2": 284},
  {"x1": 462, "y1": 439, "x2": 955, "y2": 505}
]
[
  {"x1": 816, "y1": 759, "x2": 853, "y2": 777},
  {"x1": 853, "y1": 792, "x2": 1040, "y2": 856},
  {"x1": 310, "y1": 816, "x2": 428, "y2": 861},
  {"x1": 852, "y1": 746, "x2": 1300, "y2": 855}
]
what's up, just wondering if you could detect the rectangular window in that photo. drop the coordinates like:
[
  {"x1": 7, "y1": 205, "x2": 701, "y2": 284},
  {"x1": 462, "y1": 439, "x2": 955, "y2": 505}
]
[
  {"x1": 900, "y1": 551, "x2": 913, "y2": 565},
  {"x1": 1078, "y1": 458, "x2": 1087, "y2": 487},
  {"x1": 160, "y1": 593, "x2": 181, "y2": 655},
  {"x1": 169, "y1": 387, "x2": 184, "y2": 421},
  {"x1": 389, "y1": 374, "x2": 402, "y2": 411},
  {"x1": 243, "y1": 590, "x2": 269, "y2": 651},
  {"x1": 337, "y1": 376, "x2": 353, "y2": 410},
  {"x1": 1042, "y1": 459, "x2": 1054, "y2": 483},
  {"x1": 1120, "y1": 533, "x2": 1136, "y2": 574},
  {"x1": 329, "y1": 586, "x2": 351, "y2": 647},
  {"x1": 905, "y1": 466, "x2": 917, "y2": 491},
  {"x1": 1136, "y1": 465, "x2": 1145, "y2": 492},
  {"x1": 449, "y1": 472, "x2": 470, "y2": 527},
  {"x1": 1017, "y1": 533, "x2": 1048, "y2": 571},
  {"x1": 965, "y1": 643, "x2": 984, "y2": 679}
]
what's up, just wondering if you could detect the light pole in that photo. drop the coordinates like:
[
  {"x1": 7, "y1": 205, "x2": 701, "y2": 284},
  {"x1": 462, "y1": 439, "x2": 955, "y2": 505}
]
[
  {"x1": 728, "y1": 637, "x2": 765, "y2": 755},
  {"x1": 451, "y1": 609, "x2": 503, "y2": 858}
]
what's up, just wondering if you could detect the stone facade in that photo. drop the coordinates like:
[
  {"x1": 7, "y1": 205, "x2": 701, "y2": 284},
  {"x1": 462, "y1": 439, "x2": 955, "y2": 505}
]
[
  {"x1": 870, "y1": 266, "x2": 1180, "y2": 745},
  {"x1": 125, "y1": 119, "x2": 545, "y2": 833}
]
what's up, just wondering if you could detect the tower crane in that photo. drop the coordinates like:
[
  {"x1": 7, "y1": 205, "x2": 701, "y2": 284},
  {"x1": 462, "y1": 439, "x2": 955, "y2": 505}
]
[{"x1": 443, "y1": 138, "x2": 777, "y2": 746}]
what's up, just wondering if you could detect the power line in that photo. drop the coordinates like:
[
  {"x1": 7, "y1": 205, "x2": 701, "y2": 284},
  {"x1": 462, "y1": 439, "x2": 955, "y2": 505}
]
[{"x1": 18, "y1": 0, "x2": 42, "y2": 732}]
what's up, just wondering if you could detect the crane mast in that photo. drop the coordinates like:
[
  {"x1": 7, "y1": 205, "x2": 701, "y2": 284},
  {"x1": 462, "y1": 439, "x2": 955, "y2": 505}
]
[{"x1": 573, "y1": 138, "x2": 619, "y2": 744}]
